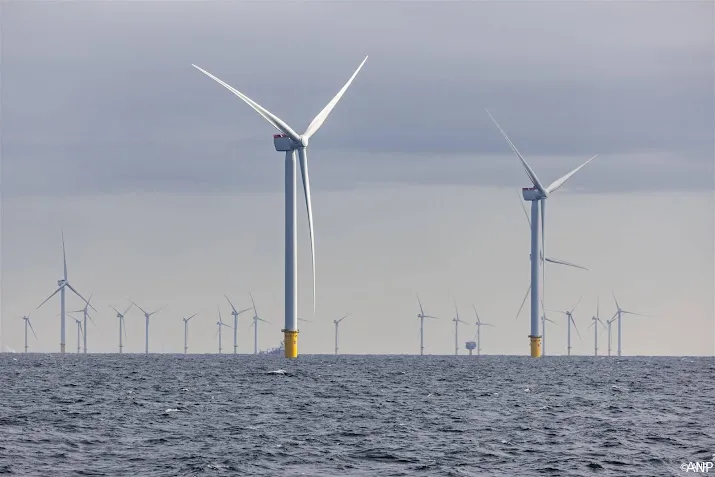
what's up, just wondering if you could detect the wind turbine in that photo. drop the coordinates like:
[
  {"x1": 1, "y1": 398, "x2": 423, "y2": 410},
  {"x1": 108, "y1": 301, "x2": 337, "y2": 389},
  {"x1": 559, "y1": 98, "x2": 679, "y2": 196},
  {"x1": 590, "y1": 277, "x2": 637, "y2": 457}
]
[
  {"x1": 70, "y1": 315, "x2": 83, "y2": 354},
  {"x1": 215, "y1": 306, "x2": 232, "y2": 354},
  {"x1": 452, "y1": 302, "x2": 468, "y2": 356},
  {"x1": 110, "y1": 304, "x2": 131, "y2": 354},
  {"x1": 333, "y1": 313, "x2": 352, "y2": 355},
  {"x1": 249, "y1": 292, "x2": 269, "y2": 355},
  {"x1": 69, "y1": 293, "x2": 96, "y2": 354},
  {"x1": 611, "y1": 292, "x2": 645, "y2": 357},
  {"x1": 606, "y1": 315, "x2": 615, "y2": 356},
  {"x1": 225, "y1": 295, "x2": 251, "y2": 355},
  {"x1": 588, "y1": 298, "x2": 607, "y2": 356},
  {"x1": 21, "y1": 315, "x2": 38, "y2": 353},
  {"x1": 487, "y1": 110, "x2": 597, "y2": 357},
  {"x1": 192, "y1": 56, "x2": 368, "y2": 358},
  {"x1": 471, "y1": 305, "x2": 494, "y2": 356},
  {"x1": 181, "y1": 313, "x2": 198, "y2": 355},
  {"x1": 548, "y1": 297, "x2": 582, "y2": 356},
  {"x1": 36, "y1": 232, "x2": 95, "y2": 354},
  {"x1": 129, "y1": 300, "x2": 164, "y2": 354},
  {"x1": 416, "y1": 295, "x2": 438, "y2": 356}
]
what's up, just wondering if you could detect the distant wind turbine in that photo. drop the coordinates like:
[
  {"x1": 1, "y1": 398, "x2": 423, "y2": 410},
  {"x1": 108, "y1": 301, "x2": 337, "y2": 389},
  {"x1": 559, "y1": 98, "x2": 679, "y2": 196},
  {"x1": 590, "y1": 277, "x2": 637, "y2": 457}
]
[
  {"x1": 181, "y1": 313, "x2": 198, "y2": 355},
  {"x1": 540, "y1": 302, "x2": 558, "y2": 357},
  {"x1": 588, "y1": 298, "x2": 607, "y2": 356},
  {"x1": 547, "y1": 297, "x2": 582, "y2": 356},
  {"x1": 471, "y1": 305, "x2": 494, "y2": 356},
  {"x1": 225, "y1": 294, "x2": 251, "y2": 354},
  {"x1": 192, "y1": 56, "x2": 368, "y2": 359},
  {"x1": 249, "y1": 292, "x2": 269, "y2": 354},
  {"x1": 216, "y1": 306, "x2": 232, "y2": 354},
  {"x1": 129, "y1": 300, "x2": 164, "y2": 354},
  {"x1": 110, "y1": 304, "x2": 131, "y2": 354},
  {"x1": 36, "y1": 232, "x2": 95, "y2": 354},
  {"x1": 488, "y1": 110, "x2": 597, "y2": 357},
  {"x1": 333, "y1": 313, "x2": 352, "y2": 355},
  {"x1": 69, "y1": 293, "x2": 96, "y2": 354},
  {"x1": 611, "y1": 292, "x2": 645, "y2": 357},
  {"x1": 70, "y1": 315, "x2": 83, "y2": 354},
  {"x1": 21, "y1": 315, "x2": 38, "y2": 353},
  {"x1": 452, "y1": 302, "x2": 468, "y2": 356},
  {"x1": 416, "y1": 295, "x2": 438, "y2": 356}
]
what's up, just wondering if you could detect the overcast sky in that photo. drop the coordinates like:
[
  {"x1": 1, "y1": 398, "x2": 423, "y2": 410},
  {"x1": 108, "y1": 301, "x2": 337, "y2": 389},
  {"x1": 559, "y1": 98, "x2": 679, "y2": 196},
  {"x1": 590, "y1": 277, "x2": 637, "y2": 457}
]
[{"x1": 1, "y1": 1, "x2": 713, "y2": 356}]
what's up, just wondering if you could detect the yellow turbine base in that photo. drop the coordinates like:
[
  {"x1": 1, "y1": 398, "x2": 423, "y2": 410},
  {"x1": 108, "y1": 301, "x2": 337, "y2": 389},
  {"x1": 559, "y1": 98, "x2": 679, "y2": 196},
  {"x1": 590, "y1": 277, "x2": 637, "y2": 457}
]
[
  {"x1": 284, "y1": 330, "x2": 299, "y2": 359},
  {"x1": 529, "y1": 335, "x2": 542, "y2": 358}
]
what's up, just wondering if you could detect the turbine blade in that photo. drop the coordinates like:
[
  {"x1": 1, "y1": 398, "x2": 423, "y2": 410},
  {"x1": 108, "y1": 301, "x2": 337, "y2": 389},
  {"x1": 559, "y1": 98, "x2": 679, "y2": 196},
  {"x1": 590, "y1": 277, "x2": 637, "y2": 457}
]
[
  {"x1": 485, "y1": 109, "x2": 546, "y2": 194},
  {"x1": 149, "y1": 306, "x2": 165, "y2": 316},
  {"x1": 109, "y1": 305, "x2": 121, "y2": 315},
  {"x1": 303, "y1": 56, "x2": 368, "y2": 139},
  {"x1": 122, "y1": 303, "x2": 134, "y2": 316},
  {"x1": 123, "y1": 319, "x2": 127, "y2": 339},
  {"x1": 545, "y1": 154, "x2": 598, "y2": 194},
  {"x1": 224, "y1": 294, "x2": 238, "y2": 314},
  {"x1": 570, "y1": 296, "x2": 583, "y2": 314},
  {"x1": 472, "y1": 305, "x2": 480, "y2": 324},
  {"x1": 571, "y1": 316, "x2": 582, "y2": 340},
  {"x1": 544, "y1": 257, "x2": 589, "y2": 271},
  {"x1": 28, "y1": 320, "x2": 38, "y2": 340},
  {"x1": 257, "y1": 317, "x2": 270, "y2": 324},
  {"x1": 612, "y1": 291, "x2": 621, "y2": 310},
  {"x1": 417, "y1": 294, "x2": 425, "y2": 317},
  {"x1": 128, "y1": 300, "x2": 147, "y2": 316},
  {"x1": 517, "y1": 189, "x2": 531, "y2": 229},
  {"x1": 516, "y1": 283, "x2": 530, "y2": 319},
  {"x1": 237, "y1": 308, "x2": 252, "y2": 315},
  {"x1": 249, "y1": 291, "x2": 258, "y2": 318},
  {"x1": 297, "y1": 147, "x2": 316, "y2": 315},
  {"x1": 191, "y1": 64, "x2": 301, "y2": 142},
  {"x1": 37, "y1": 286, "x2": 63, "y2": 309},
  {"x1": 187, "y1": 313, "x2": 199, "y2": 321},
  {"x1": 337, "y1": 313, "x2": 352, "y2": 323}
]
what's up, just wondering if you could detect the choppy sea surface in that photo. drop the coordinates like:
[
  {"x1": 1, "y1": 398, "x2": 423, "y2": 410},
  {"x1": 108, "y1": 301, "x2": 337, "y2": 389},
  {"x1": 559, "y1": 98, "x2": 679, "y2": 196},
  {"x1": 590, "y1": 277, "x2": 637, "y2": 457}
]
[{"x1": 0, "y1": 355, "x2": 713, "y2": 476}]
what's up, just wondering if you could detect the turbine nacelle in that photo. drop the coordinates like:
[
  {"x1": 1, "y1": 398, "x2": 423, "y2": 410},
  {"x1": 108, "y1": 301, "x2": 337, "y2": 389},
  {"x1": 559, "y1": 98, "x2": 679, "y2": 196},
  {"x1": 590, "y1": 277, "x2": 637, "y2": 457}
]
[
  {"x1": 522, "y1": 187, "x2": 546, "y2": 201},
  {"x1": 57, "y1": 279, "x2": 66, "y2": 287}
]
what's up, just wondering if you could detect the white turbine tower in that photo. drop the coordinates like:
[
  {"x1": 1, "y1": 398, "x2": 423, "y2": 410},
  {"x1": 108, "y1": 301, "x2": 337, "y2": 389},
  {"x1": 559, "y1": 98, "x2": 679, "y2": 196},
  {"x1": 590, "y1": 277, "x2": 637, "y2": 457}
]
[
  {"x1": 588, "y1": 298, "x2": 607, "y2": 356},
  {"x1": 471, "y1": 305, "x2": 494, "y2": 357},
  {"x1": 548, "y1": 297, "x2": 582, "y2": 356},
  {"x1": 487, "y1": 110, "x2": 597, "y2": 358},
  {"x1": 611, "y1": 292, "x2": 645, "y2": 357},
  {"x1": 249, "y1": 292, "x2": 269, "y2": 355},
  {"x1": 333, "y1": 313, "x2": 352, "y2": 355},
  {"x1": 129, "y1": 300, "x2": 164, "y2": 354},
  {"x1": 21, "y1": 315, "x2": 38, "y2": 353},
  {"x1": 181, "y1": 313, "x2": 198, "y2": 355},
  {"x1": 416, "y1": 295, "x2": 438, "y2": 356},
  {"x1": 216, "y1": 306, "x2": 231, "y2": 354},
  {"x1": 192, "y1": 56, "x2": 368, "y2": 358},
  {"x1": 452, "y1": 302, "x2": 468, "y2": 356},
  {"x1": 69, "y1": 293, "x2": 96, "y2": 354},
  {"x1": 225, "y1": 295, "x2": 251, "y2": 354},
  {"x1": 606, "y1": 316, "x2": 615, "y2": 356},
  {"x1": 36, "y1": 232, "x2": 95, "y2": 354},
  {"x1": 110, "y1": 304, "x2": 131, "y2": 354}
]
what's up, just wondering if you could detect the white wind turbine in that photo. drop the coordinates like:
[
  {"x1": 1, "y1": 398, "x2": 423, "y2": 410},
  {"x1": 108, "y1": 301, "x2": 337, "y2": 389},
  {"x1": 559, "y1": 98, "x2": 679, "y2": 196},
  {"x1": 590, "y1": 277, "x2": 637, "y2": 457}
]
[
  {"x1": 215, "y1": 306, "x2": 232, "y2": 354},
  {"x1": 452, "y1": 302, "x2": 468, "y2": 356},
  {"x1": 129, "y1": 300, "x2": 164, "y2": 354},
  {"x1": 471, "y1": 305, "x2": 494, "y2": 356},
  {"x1": 110, "y1": 304, "x2": 131, "y2": 354},
  {"x1": 21, "y1": 315, "x2": 38, "y2": 353},
  {"x1": 36, "y1": 232, "x2": 95, "y2": 354},
  {"x1": 192, "y1": 56, "x2": 368, "y2": 358},
  {"x1": 588, "y1": 298, "x2": 607, "y2": 356},
  {"x1": 606, "y1": 315, "x2": 616, "y2": 356},
  {"x1": 416, "y1": 295, "x2": 438, "y2": 356},
  {"x1": 611, "y1": 292, "x2": 645, "y2": 357},
  {"x1": 333, "y1": 313, "x2": 352, "y2": 356},
  {"x1": 181, "y1": 313, "x2": 198, "y2": 355},
  {"x1": 68, "y1": 293, "x2": 96, "y2": 354},
  {"x1": 249, "y1": 292, "x2": 270, "y2": 355},
  {"x1": 487, "y1": 110, "x2": 597, "y2": 357},
  {"x1": 70, "y1": 315, "x2": 83, "y2": 354},
  {"x1": 547, "y1": 297, "x2": 582, "y2": 356},
  {"x1": 225, "y1": 295, "x2": 251, "y2": 355}
]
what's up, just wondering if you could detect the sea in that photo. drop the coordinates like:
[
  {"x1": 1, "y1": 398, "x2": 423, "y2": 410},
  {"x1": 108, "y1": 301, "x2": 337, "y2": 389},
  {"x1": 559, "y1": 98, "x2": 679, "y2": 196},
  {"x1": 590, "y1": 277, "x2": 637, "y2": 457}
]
[{"x1": 0, "y1": 354, "x2": 712, "y2": 476}]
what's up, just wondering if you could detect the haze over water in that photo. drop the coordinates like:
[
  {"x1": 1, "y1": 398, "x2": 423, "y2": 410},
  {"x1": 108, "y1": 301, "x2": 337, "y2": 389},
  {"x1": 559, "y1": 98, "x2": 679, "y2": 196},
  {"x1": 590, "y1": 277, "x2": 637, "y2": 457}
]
[{"x1": 1, "y1": 354, "x2": 712, "y2": 476}]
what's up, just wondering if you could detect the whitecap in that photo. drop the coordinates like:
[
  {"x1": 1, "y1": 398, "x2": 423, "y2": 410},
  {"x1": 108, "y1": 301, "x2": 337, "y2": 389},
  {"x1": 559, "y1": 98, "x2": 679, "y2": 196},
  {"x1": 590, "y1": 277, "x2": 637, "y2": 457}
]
[{"x1": 267, "y1": 369, "x2": 286, "y2": 375}]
